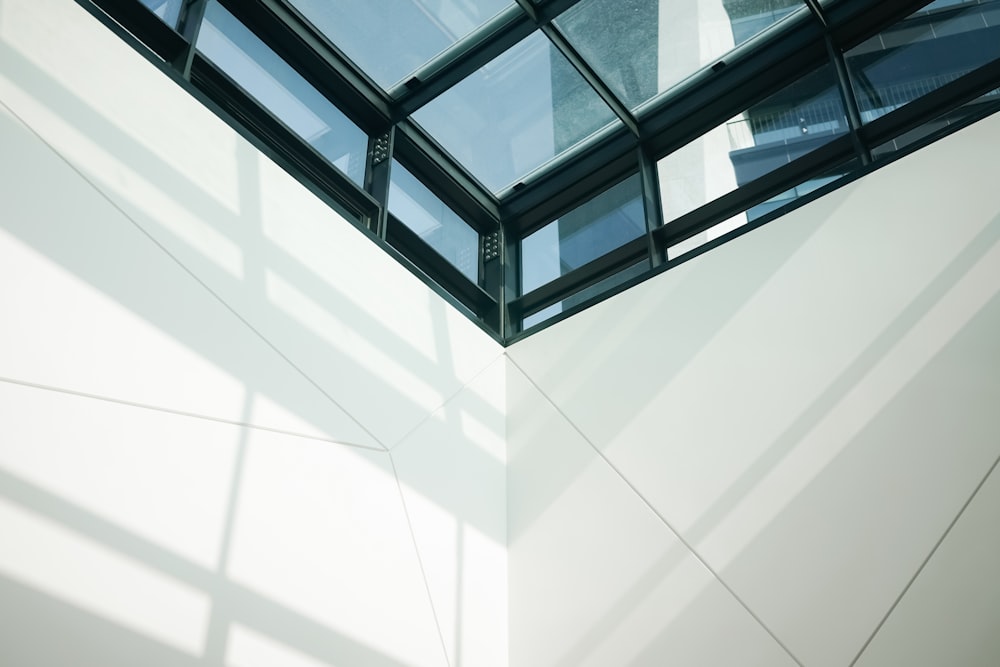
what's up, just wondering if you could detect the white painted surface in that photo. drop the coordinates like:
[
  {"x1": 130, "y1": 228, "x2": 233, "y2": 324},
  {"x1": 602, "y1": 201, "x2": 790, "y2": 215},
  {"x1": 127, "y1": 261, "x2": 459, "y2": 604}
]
[
  {"x1": 508, "y1": 113, "x2": 1000, "y2": 666},
  {"x1": 224, "y1": 428, "x2": 447, "y2": 667},
  {"x1": 0, "y1": 0, "x2": 505, "y2": 664},
  {"x1": 393, "y1": 355, "x2": 508, "y2": 667},
  {"x1": 0, "y1": 103, "x2": 376, "y2": 448},
  {"x1": 506, "y1": 361, "x2": 799, "y2": 667},
  {"x1": 2, "y1": 0, "x2": 999, "y2": 665},
  {"x1": 0, "y1": 0, "x2": 502, "y2": 449},
  {"x1": 854, "y1": 460, "x2": 1000, "y2": 667}
]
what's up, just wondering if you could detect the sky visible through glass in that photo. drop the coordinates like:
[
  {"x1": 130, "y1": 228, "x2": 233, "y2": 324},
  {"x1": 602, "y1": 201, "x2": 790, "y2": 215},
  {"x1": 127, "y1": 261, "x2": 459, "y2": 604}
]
[
  {"x1": 413, "y1": 31, "x2": 620, "y2": 192},
  {"x1": 285, "y1": 0, "x2": 515, "y2": 90},
  {"x1": 197, "y1": 1, "x2": 368, "y2": 185}
]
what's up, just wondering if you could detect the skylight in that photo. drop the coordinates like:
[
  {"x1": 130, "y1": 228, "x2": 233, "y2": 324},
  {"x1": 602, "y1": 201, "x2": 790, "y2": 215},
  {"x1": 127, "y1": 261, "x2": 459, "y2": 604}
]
[
  {"x1": 283, "y1": 0, "x2": 515, "y2": 91},
  {"x1": 83, "y1": 0, "x2": 1000, "y2": 343}
]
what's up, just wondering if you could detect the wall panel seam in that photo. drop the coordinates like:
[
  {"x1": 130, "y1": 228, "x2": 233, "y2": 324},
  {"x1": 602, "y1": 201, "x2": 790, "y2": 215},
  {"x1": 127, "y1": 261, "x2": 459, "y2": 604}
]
[
  {"x1": 0, "y1": 95, "x2": 387, "y2": 451},
  {"x1": 505, "y1": 357, "x2": 806, "y2": 667}
]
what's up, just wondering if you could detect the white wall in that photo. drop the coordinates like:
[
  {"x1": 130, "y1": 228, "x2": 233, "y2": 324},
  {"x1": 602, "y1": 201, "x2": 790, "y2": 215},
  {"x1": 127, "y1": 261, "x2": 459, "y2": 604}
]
[
  {"x1": 0, "y1": 0, "x2": 506, "y2": 665},
  {"x1": 507, "y1": 111, "x2": 1000, "y2": 666},
  {"x1": 3, "y1": 1, "x2": 1000, "y2": 666}
]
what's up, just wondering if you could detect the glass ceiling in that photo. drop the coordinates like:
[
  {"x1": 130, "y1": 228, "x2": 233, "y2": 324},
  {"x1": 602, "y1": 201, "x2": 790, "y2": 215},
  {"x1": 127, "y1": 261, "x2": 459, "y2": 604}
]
[
  {"x1": 555, "y1": 0, "x2": 809, "y2": 111},
  {"x1": 284, "y1": 0, "x2": 514, "y2": 90},
  {"x1": 278, "y1": 0, "x2": 810, "y2": 191},
  {"x1": 413, "y1": 30, "x2": 620, "y2": 193},
  {"x1": 104, "y1": 0, "x2": 1000, "y2": 340}
]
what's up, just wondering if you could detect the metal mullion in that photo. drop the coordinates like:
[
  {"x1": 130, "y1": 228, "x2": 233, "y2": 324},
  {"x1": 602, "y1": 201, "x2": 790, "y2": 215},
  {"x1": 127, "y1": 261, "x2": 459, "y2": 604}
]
[
  {"x1": 514, "y1": 0, "x2": 585, "y2": 26},
  {"x1": 541, "y1": 22, "x2": 639, "y2": 137},
  {"x1": 391, "y1": 6, "x2": 536, "y2": 117},
  {"x1": 501, "y1": 227, "x2": 519, "y2": 340},
  {"x1": 86, "y1": 0, "x2": 188, "y2": 62},
  {"x1": 510, "y1": 237, "x2": 648, "y2": 320},
  {"x1": 480, "y1": 225, "x2": 507, "y2": 338},
  {"x1": 637, "y1": 146, "x2": 665, "y2": 268},
  {"x1": 825, "y1": 32, "x2": 872, "y2": 166},
  {"x1": 385, "y1": 214, "x2": 497, "y2": 316},
  {"x1": 190, "y1": 53, "x2": 380, "y2": 224},
  {"x1": 173, "y1": 0, "x2": 210, "y2": 78},
  {"x1": 365, "y1": 128, "x2": 395, "y2": 239},
  {"x1": 500, "y1": 128, "x2": 637, "y2": 231},
  {"x1": 230, "y1": 0, "x2": 393, "y2": 128},
  {"x1": 652, "y1": 136, "x2": 855, "y2": 249},
  {"x1": 803, "y1": 0, "x2": 828, "y2": 28},
  {"x1": 393, "y1": 120, "x2": 501, "y2": 233}
]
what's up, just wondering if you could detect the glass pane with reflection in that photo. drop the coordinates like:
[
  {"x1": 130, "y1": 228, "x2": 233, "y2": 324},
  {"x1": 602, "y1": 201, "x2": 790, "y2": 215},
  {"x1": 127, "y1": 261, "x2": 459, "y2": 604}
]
[
  {"x1": 139, "y1": 0, "x2": 183, "y2": 29},
  {"x1": 522, "y1": 261, "x2": 648, "y2": 330},
  {"x1": 521, "y1": 174, "x2": 645, "y2": 294},
  {"x1": 285, "y1": 0, "x2": 514, "y2": 90},
  {"x1": 846, "y1": 0, "x2": 1000, "y2": 124},
  {"x1": 388, "y1": 161, "x2": 480, "y2": 282},
  {"x1": 666, "y1": 161, "x2": 855, "y2": 260},
  {"x1": 197, "y1": 1, "x2": 368, "y2": 185},
  {"x1": 872, "y1": 88, "x2": 1000, "y2": 160},
  {"x1": 657, "y1": 63, "x2": 846, "y2": 229},
  {"x1": 413, "y1": 31, "x2": 620, "y2": 193},
  {"x1": 555, "y1": 0, "x2": 808, "y2": 111}
]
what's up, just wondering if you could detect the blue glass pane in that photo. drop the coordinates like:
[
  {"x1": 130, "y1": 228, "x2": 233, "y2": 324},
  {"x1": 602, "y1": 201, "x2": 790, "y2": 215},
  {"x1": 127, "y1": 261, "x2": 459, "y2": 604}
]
[
  {"x1": 197, "y1": 1, "x2": 367, "y2": 185},
  {"x1": 658, "y1": 63, "x2": 846, "y2": 225},
  {"x1": 414, "y1": 32, "x2": 620, "y2": 193},
  {"x1": 139, "y1": 0, "x2": 182, "y2": 29},
  {"x1": 847, "y1": 0, "x2": 1000, "y2": 123},
  {"x1": 285, "y1": 0, "x2": 514, "y2": 90},
  {"x1": 522, "y1": 261, "x2": 648, "y2": 330},
  {"x1": 555, "y1": 0, "x2": 807, "y2": 110},
  {"x1": 389, "y1": 161, "x2": 479, "y2": 282},
  {"x1": 521, "y1": 175, "x2": 645, "y2": 294}
]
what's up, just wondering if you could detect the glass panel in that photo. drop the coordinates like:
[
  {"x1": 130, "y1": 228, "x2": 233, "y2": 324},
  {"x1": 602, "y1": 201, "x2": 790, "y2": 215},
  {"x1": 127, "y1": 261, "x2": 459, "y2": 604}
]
[
  {"x1": 555, "y1": 0, "x2": 807, "y2": 110},
  {"x1": 872, "y1": 88, "x2": 1000, "y2": 160},
  {"x1": 139, "y1": 0, "x2": 182, "y2": 29},
  {"x1": 666, "y1": 161, "x2": 854, "y2": 260},
  {"x1": 657, "y1": 63, "x2": 846, "y2": 227},
  {"x1": 197, "y1": 1, "x2": 368, "y2": 185},
  {"x1": 413, "y1": 31, "x2": 620, "y2": 193},
  {"x1": 522, "y1": 261, "x2": 648, "y2": 330},
  {"x1": 521, "y1": 175, "x2": 645, "y2": 294},
  {"x1": 847, "y1": 0, "x2": 1000, "y2": 124},
  {"x1": 285, "y1": 0, "x2": 514, "y2": 90},
  {"x1": 388, "y1": 161, "x2": 479, "y2": 282}
]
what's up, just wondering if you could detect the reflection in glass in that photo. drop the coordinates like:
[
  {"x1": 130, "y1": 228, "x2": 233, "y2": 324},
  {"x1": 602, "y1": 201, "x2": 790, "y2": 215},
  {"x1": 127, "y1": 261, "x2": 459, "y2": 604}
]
[
  {"x1": 197, "y1": 1, "x2": 368, "y2": 185},
  {"x1": 555, "y1": 0, "x2": 807, "y2": 110},
  {"x1": 847, "y1": 0, "x2": 1000, "y2": 124},
  {"x1": 285, "y1": 0, "x2": 513, "y2": 90},
  {"x1": 389, "y1": 161, "x2": 479, "y2": 282},
  {"x1": 521, "y1": 175, "x2": 645, "y2": 294},
  {"x1": 522, "y1": 261, "x2": 648, "y2": 329},
  {"x1": 873, "y1": 88, "x2": 1000, "y2": 160},
  {"x1": 139, "y1": 0, "x2": 183, "y2": 28},
  {"x1": 657, "y1": 63, "x2": 846, "y2": 228},
  {"x1": 413, "y1": 32, "x2": 620, "y2": 193},
  {"x1": 666, "y1": 161, "x2": 853, "y2": 260}
]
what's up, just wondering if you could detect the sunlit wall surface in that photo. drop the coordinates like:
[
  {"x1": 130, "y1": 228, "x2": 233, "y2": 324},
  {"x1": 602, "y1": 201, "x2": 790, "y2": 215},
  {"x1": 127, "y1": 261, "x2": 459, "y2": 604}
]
[
  {"x1": 3, "y1": 1, "x2": 1000, "y2": 666},
  {"x1": 507, "y1": 109, "x2": 1000, "y2": 667},
  {"x1": 0, "y1": 1, "x2": 507, "y2": 666}
]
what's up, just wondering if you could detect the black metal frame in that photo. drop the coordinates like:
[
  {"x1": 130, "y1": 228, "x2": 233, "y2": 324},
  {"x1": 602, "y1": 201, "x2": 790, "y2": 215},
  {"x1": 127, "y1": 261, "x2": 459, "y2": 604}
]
[{"x1": 75, "y1": 0, "x2": 1000, "y2": 344}]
